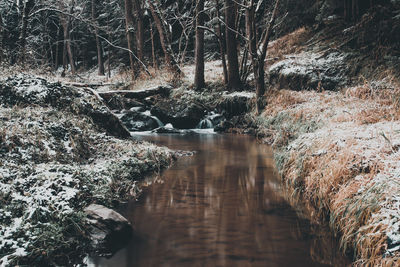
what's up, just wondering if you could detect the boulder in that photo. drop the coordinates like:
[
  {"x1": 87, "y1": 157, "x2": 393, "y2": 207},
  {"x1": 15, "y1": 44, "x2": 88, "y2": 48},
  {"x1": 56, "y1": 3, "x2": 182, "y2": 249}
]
[
  {"x1": 103, "y1": 94, "x2": 146, "y2": 111},
  {"x1": 269, "y1": 51, "x2": 350, "y2": 91},
  {"x1": 84, "y1": 204, "x2": 133, "y2": 255},
  {"x1": 216, "y1": 92, "x2": 255, "y2": 119},
  {"x1": 151, "y1": 101, "x2": 206, "y2": 129},
  {"x1": 120, "y1": 110, "x2": 160, "y2": 131}
]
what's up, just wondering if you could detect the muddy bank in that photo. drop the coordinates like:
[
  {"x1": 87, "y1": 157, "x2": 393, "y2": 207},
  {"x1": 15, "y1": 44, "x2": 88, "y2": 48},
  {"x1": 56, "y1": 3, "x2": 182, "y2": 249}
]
[{"x1": 0, "y1": 75, "x2": 174, "y2": 266}]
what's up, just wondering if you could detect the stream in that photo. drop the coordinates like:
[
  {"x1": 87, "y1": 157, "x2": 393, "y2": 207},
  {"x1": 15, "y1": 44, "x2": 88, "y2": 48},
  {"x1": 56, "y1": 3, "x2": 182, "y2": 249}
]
[{"x1": 89, "y1": 133, "x2": 350, "y2": 267}]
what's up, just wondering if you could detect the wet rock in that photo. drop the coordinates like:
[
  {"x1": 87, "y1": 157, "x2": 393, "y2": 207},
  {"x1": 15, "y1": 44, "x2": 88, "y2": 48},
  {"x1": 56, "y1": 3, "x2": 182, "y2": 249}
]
[
  {"x1": 152, "y1": 126, "x2": 182, "y2": 134},
  {"x1": 103, "y1": 94, "x2": 146, "y2": 111},
  {"x1": 215, "y1": 115, "x2": 258, "y2": 134},
  {"x1": 152, "y1": 124, "x2": 195, "y2": 134},
  {"x1": 84, "y1": 204, "x2": 133, "y2": 255},
  {"x1": 269, "y1": 51, "x2": 350, "y2": 91},
  {"x1": 120, "y1": 110, "x2": 160, "y2": 131},
  {"x1": 151, "y1": 100, "x2": 206, "y2": 129},
  {"x1": 217, "y1": 92, "x2": 255, "y2": 119},
  {"x1": 0, "y1": 75, "x2": 131, "y2": 138},
  {"x1": 214, "y1": 121, "x2": 234, "y2": 133}
]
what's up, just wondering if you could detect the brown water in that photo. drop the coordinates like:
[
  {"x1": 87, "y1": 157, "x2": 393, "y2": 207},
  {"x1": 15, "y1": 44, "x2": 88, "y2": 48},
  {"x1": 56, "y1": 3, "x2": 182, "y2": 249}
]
[{"x1": 90, "y1": 133, "x2": 350, "y2": 267}]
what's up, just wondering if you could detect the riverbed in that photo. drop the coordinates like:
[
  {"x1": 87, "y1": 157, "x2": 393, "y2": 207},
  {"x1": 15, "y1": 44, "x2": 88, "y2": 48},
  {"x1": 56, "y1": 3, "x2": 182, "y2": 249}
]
[{"x1": 89, "y1": 133, "x2": 350, "y2": 267}]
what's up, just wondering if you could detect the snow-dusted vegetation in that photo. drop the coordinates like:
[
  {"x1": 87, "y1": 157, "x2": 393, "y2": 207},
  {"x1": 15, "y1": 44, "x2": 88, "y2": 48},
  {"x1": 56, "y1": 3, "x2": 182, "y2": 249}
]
[
  {"x1": 257, "y1": 81, "x2": 400, "y2": 265},
  {"x1": 0, "y1": 76, "x2": 173, "y2": 266}
]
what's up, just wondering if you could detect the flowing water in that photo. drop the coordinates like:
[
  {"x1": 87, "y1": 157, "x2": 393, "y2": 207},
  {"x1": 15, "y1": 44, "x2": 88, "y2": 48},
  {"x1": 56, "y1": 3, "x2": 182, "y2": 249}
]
[{"x1": 90, "y1": 133, "x2": 350, "y2": 267}]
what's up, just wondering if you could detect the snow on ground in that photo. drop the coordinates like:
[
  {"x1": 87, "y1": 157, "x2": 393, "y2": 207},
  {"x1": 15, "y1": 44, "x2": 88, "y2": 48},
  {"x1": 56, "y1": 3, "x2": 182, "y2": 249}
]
[{"x1": 0, "y1": 83, "x2": 173, "y2": 266}]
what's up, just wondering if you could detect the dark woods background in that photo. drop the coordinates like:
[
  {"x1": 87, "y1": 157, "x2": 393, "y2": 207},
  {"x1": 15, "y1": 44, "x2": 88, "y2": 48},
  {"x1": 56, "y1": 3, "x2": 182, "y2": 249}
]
[{"x1": 0, "y1": 0, "x2": 398, "y2": 75}]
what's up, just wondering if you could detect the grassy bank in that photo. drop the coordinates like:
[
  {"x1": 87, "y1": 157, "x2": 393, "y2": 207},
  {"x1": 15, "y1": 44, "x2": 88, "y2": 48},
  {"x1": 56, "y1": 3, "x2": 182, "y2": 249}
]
[{"x1": 256, "y1": 81, "x2": 400, "y2": 265}]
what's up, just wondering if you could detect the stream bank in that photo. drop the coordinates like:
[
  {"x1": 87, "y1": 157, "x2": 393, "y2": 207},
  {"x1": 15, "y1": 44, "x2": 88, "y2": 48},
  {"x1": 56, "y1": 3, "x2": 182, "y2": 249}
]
[{"x1": 0, "y1": 75, "x2": 174, "y2": 266}]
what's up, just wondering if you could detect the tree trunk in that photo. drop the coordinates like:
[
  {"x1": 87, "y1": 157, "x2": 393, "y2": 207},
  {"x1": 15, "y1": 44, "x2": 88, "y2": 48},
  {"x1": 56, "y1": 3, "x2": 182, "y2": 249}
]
[
  {"x1": 224, "y1": 0, "x2": 241, "y2": 90},
  {"x1": 147, "y1": 0, "x2": 181, "y2": 75},
  {"x1": 62, "y1": 19, "x2": 76, "y2": 74},
  {"x1": 194, "y1": 0, "x2": 205, "y2": 90},
  {"x1": 18, "y1": 0, "x2": 31, "y2": 64},
  {"x1": 133, "y1": 0, "x2": 144, "y2": 62},
  {"x1": 215, "y1": 0, "x2": 228, "y2": 85},
  {"x1": 92, "y1": 0, "x2": 105, "y2": 75},
  {"x1": 247, "y1": 0, "x2": 280, "y2": 114},
  {"x1": 150, "y1": 20, "x2": 158, "y2": 69},
  {"x1": 0, "y1": 12, "x2": 3, "y2": 64},
  {"x1": 124, "y1": 0, "x2": 136, "y2": 74}
]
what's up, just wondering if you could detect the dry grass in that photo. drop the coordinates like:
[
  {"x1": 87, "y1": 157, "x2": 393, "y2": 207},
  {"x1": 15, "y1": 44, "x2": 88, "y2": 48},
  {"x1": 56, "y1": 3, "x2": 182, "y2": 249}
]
[
  {"x1": 266, "y1": 27, "x2": 312, "y2": 66},
  {"x1": 260, "y1": 83, "x2": 400, "y2": 265}
]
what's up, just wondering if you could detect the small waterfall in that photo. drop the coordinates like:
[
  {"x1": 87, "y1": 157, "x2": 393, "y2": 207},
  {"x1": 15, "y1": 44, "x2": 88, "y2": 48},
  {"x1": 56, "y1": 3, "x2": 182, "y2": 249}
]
[
  {"x1": 197, "y1": 112, "x2": 224, "y2": 129},
  {"x1": 142, "y1": 110, "x2": 164, "y2": 127},
  {"x1": 197, "y1": 119, "x2": 213, "y2": 129}
]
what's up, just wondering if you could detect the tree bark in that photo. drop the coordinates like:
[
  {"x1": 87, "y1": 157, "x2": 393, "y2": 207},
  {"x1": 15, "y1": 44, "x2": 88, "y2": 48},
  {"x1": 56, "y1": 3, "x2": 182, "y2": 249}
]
[
  {"x1": 0, "y1": 12, "x2": 3, "y2": 64},
  {"x1": 133, "y1": 0, "x2": 144, "y2": 62},
  {"x1": 18, "y1": 0, "x2": 33, "y2": 64},
  {"x1": 150, "y1": 20, "x2": 158, "y2": 69},
  {"x1": 124, "y1": 0, "x2": 135, "y2": 74},
  {"x1": 62, "y1": 20, "x2": 76, "y2": 74},
  {"x1": 59, "y1": 5, "x2": 77, "y2": 75},
  {"x1": 215, "y1": 0, "x2": 228, "y2": 85},
  {"x1": 54, "y1": 27, "x2": 60, "y2": 69},
  {"x1": 147, "y1": 0, "x2": 181, "y2": 75},
  {"x1": 224, "y1": 0, "x2": 241, "y2": 90},
  {"x1": 92, "y1": 0, "x2": 105, "y2": 75},
  {"x1": 194, "y1": 0, "x2": 205, "y2": 90}
]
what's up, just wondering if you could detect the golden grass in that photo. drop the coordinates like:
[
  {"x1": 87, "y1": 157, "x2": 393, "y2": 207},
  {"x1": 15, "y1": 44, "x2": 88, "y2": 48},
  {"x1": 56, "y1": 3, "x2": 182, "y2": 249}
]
[
  {"x1": 266, "y1": 27, "x2": 312, "y2": 66},
  {"x1": 261, "y1": 82, "x2": 400, "y2": 266}
]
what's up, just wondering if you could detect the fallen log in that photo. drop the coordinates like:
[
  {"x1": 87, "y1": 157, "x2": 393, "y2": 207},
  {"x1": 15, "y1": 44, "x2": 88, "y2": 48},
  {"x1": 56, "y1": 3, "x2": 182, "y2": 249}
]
[
  {"x1": 99, "y1": 85, "x2": 172, "y2": 100},
  {"x1": 64, "y1": 82, "x2": 115, "y2": 88}
]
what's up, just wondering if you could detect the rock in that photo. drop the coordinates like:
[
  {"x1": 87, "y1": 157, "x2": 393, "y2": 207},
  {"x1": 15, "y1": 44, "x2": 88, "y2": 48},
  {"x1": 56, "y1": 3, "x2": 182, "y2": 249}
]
[
  {"x1": 0, "y1": 75, "x2": 131, "y2": 138},
  {"x1": 214, "y1": 115, "x2": 258, "y2": 134},
  {"x1": 217, "y1": 92, "x2": 255, "y2": 119},
  {"x1": 84, "y1": 204, "x2": 133, "y2": 255},
  {"x1": 103, "y1": 94, "x2": 146, "y2": 111},
  {"x1": 152, "y1": 126, "x2": 195, "y2": 134},
  {"x1": 152, "y1": 126, "x2": 182, "y2": 134},
  {"x1": 269, "y1": 51, "x2": 350, "y2": 91},
  {"x1": 151, "y1": 100, "x2": 206, "y2": 129},
  {"x1": 120, "y1": 110, "x2": 160, "y2": 131},
  {"x1": 214, "y1": 121, "x2": 234, "y2": 133}
]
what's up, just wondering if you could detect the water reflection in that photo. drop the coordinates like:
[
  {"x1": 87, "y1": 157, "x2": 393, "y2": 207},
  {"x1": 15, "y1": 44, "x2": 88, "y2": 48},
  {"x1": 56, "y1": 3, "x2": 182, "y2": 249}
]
[{"x1": 90, "y1": 134, "x2": 350, "y2": 267}]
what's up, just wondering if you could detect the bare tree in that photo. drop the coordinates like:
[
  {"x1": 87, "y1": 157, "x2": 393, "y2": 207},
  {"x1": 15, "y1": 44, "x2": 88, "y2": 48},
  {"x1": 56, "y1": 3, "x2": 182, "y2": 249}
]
[
  {"x1": 59, "y1": 1, "x2": 77, "y2": 75},
  {"x1": 92, "y1": 0, "x2": 105, "y2": 75},
  {"x1": 246, "y1": 0, "x2": 280, "y2": 113},
  {"x1": 224, "y1": 0, "x2": 241, "y2": 90},
  {"x1": 147, "y1": 0, "x2": 181, "y2": 75},
  {"x1": 194, "y1": 0, "x2": 205, "y2": 90}
]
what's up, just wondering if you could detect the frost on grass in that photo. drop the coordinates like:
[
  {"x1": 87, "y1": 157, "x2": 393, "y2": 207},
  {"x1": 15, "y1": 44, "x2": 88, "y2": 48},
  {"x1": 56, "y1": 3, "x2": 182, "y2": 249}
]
[
  {"x1": 259, "y1": 86, "x2": 400, "y2": 265},
  {"x1": 0, "y1": 78, "x2": 173, "y2": 266}
]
